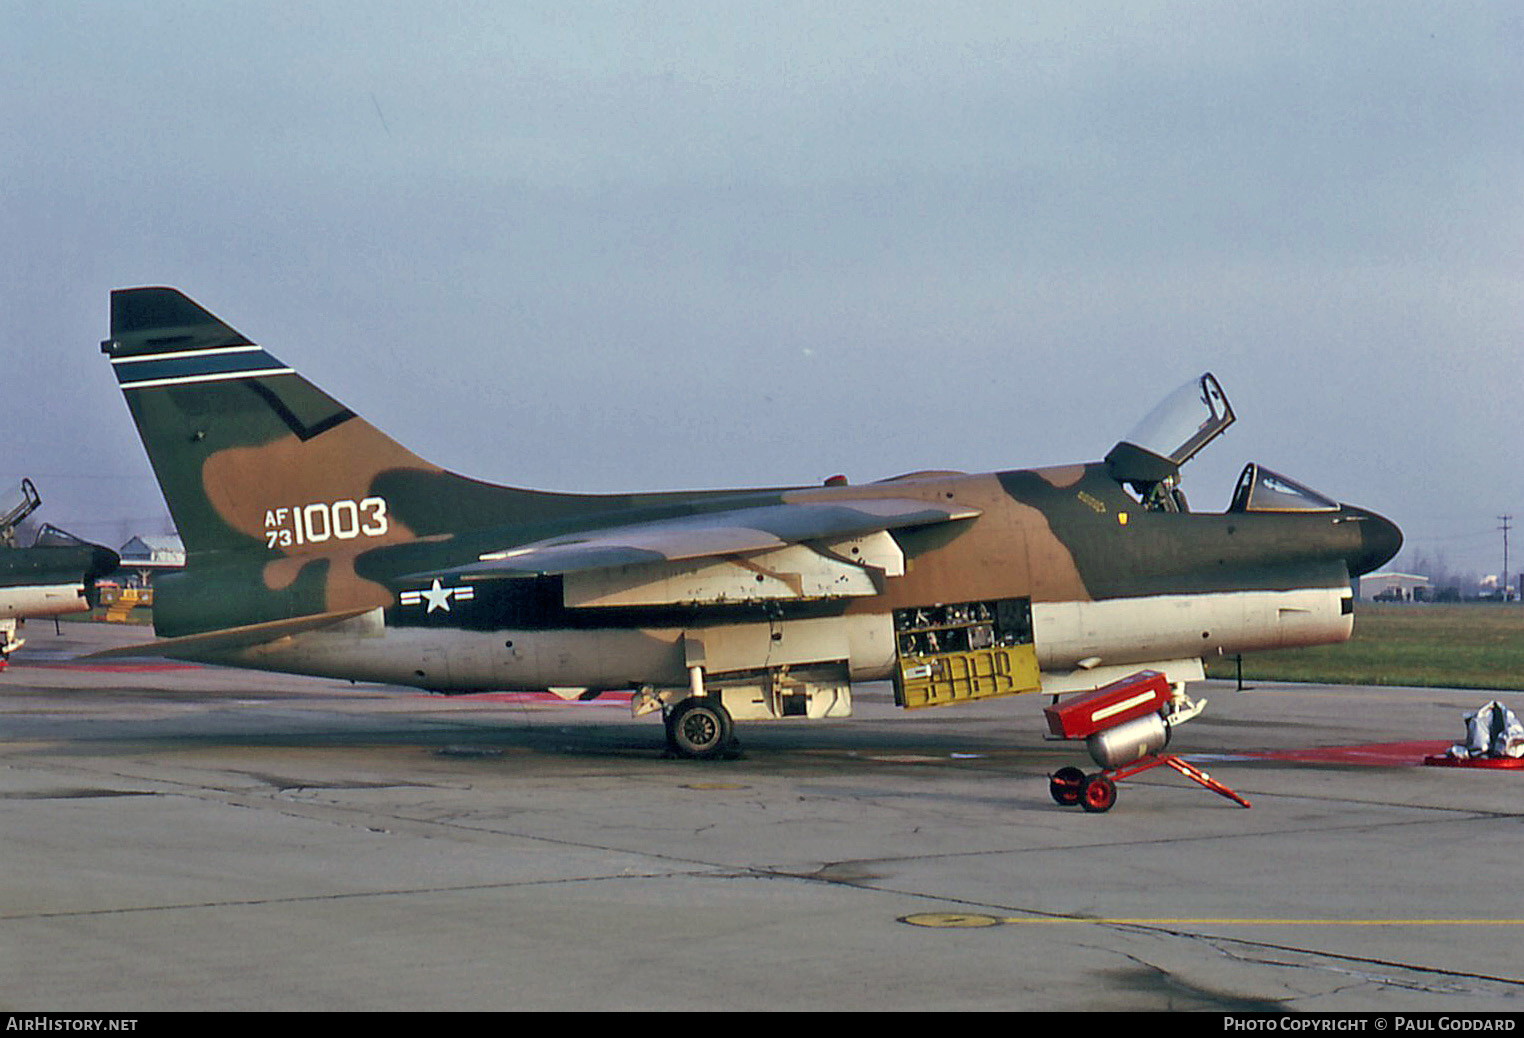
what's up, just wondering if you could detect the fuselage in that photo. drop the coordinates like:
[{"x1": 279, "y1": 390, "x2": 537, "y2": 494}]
[
  {"x1": 0, "y1": 543, "x2": 119, "y2": 620},
  {"x1": 0, "y1": 539, "x2": 119, "y2": 661},
  {"x1": 166, "y1": 461, "x2": 1396, "y2": 695}
]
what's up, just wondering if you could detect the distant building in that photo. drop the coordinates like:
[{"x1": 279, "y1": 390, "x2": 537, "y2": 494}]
[
  {"x1": 117, "y1": 534, "x2": 185, "y2": 586},
  {"x1": 1477, "y1": 574, "x2": 1519, "y2": 602},
  {"x1": 1358, "y1": 571, "x2": 1431, "y2": 602}
]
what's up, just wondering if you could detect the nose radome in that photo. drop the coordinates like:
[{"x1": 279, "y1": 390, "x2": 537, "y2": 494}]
[
  {"x1": 89, "y1": 545, "x2": 121, "y2": 581},
  {"x1": 1341, "y1": 506, "x2": 1403, "y2": 578}
]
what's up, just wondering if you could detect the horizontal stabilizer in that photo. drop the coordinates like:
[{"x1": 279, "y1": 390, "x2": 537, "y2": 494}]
[
  {"x1": 408, "y1": 498, "x2": 980, "y2": 582},
  {"x1": 85, "y1": 608, "x2": 375, "y2": 662}
]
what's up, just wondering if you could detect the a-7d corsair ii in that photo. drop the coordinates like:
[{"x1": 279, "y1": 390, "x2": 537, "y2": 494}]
[
  {"x1": 1, "y1": 479, "x2": 120, "y2": 666},
  {"x1": 100, "y1": 288, "x2": 1400, "y2": 756}
]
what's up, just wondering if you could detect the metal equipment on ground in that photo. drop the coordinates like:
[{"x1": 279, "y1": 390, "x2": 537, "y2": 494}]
[{"x1": 1044, "y1": 670, "x2": 1250, "y2": 812}]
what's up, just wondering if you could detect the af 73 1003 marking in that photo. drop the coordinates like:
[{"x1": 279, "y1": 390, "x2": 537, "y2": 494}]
[{"x1": 264, "y1": 498, "x2": 388, "y2": 549}]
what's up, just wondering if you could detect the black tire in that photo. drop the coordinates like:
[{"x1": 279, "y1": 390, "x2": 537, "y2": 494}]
[
  {"x1": 667, "y1": 698, "x2": 734, "y2": 760},
  {"x1": 1049, "y1": 766, "x2": 1085, "y2": 806},
  {"x1": 1079, "y1": 774, "x2": 1117, "y2": 813}
]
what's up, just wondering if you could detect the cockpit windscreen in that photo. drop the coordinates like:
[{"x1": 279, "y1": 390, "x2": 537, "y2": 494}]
[{"x1": 1229, "y1": 463, "x2": 1339, "y2": 513}]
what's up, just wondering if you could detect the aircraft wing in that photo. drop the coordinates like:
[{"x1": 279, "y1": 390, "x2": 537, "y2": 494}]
[{"x1": 405, "y1": 498, "x2": 979, "y2": 608}]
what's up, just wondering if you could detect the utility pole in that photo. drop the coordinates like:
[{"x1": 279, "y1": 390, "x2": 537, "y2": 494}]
[{"x1": 1501, "y1": 515, "x2": 1514, "y2": 601}]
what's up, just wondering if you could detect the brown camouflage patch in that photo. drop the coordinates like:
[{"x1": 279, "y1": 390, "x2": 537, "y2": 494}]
[
  {"x1": 201, "y1": 420, "x2": 441, "y2": 609},
  {"x1": 784, "y1": 474, "x2": 1092, "y2": 609},
  {"x1": 1035, "y1": 464, "x2": 1086, "y2": 489}
]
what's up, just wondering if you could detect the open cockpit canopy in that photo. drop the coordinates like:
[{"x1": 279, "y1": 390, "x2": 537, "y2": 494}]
[
  {"x1": 0, "y1": 479, "x2": 41, "y2": 542},
  {"x1": 0, "y1": 479, "x2": 41, "y2": 533},
  {"x1": 1120, "y1": 373, "x2": 1234, "y2": 469},
  {"x1": 1105, "y1": 374, "x2": 1235, "y2": 509}
]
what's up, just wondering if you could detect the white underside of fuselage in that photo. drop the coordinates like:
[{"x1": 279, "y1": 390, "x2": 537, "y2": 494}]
[
  {"x1": 1031, "y1": 585, "x2": 1352, "y2": 666},
  {"x1": 0, "y1": 584, "x2": 90, "y2": 620},
  {"x1": 213, "y1": 585, "x2": 1352, "y2": 699}
]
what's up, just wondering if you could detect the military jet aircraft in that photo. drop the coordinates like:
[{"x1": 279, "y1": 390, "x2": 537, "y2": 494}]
[
  {"x1": 1, "y1": 479, "x2": 120, "y2": 666},
  {"x1": 99, "y1": 287, "x2": 1400, "y2": 756}
]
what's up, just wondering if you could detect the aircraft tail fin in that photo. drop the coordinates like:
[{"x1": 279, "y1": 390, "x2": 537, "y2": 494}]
[{"x1": 103, "y1": 287, "x2": 575, "y2": 563}]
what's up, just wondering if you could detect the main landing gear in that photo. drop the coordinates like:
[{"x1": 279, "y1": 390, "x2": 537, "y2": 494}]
[
  {"x1": 661, "y1": 664, "x2": 742, "y2": 760},
  {"x1": 664, "y1": 696, "x2": 740, "y2": 760}
]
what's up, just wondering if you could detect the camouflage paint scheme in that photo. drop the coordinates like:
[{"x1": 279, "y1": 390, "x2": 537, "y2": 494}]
[
  {"x1": 0, "y1": 481, "x2": 119, "y2": 662},
  {"x1": 100, "y1": 288, "x2": 1401, "y2": 746}
]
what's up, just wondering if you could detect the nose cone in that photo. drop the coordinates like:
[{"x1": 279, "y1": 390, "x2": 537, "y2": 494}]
[
  {"x1": 87, "y1": 544, "x2": 120, "y2": 582},
  {"x1": 1341, "y1": 506, "x2": 1403, "y2": 578}
]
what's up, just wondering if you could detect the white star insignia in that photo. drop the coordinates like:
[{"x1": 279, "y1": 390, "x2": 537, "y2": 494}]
[
  {"x1": 421, "y1": 578, "x2": 453, "y2": 613},
  {"x1": 400, "y1": 580, "x2": 475, "y2": 613}
]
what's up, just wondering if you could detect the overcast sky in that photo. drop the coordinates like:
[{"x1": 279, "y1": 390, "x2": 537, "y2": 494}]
[{"x1": 3, "y1": 1, "x2": 1519, "y2": 576}]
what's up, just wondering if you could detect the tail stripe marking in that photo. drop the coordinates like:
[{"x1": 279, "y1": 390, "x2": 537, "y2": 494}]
[
  {"x1": 110, "y1": 344, "x2": 264, "y2": 365},
  {"x1": 113, "y1": 347, "x2": 294, "y2": 390}
]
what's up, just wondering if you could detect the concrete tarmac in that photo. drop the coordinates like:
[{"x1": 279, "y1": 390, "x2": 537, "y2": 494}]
[{"x1": 2, "y1": 621, "x2": 1522, "y2": 1012}]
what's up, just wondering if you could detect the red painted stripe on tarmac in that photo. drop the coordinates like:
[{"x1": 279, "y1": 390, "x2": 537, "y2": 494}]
[
  {"x1": 1200, "y1": 740, "x2": 1451, "y2": 767},
  {"x1": 22, "y1": 661, "x2": 203, "y2": 672}
]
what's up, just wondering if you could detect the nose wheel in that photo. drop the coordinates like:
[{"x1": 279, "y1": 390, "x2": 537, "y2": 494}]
[{"x1": 0, "y1": 620, "x2": 18, "y2": 667}]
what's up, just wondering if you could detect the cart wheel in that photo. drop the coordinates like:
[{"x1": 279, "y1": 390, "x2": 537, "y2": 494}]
[
  {"x1": 1049, "y1": 766, "x2": 1085, "y2": 806},
  {"x1": 1079, "y1": 774, "x2": 1117, "y2": 813}
]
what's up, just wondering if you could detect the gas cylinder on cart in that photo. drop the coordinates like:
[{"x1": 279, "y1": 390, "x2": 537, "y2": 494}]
[{"x1": 1086, "y1": 710, "x2": 1170, "y2": 768}]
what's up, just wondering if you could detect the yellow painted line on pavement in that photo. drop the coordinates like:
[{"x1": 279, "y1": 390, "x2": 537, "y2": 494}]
[{"x1": 901, "y1": 913, "x2": 1524, "y2": 929}]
